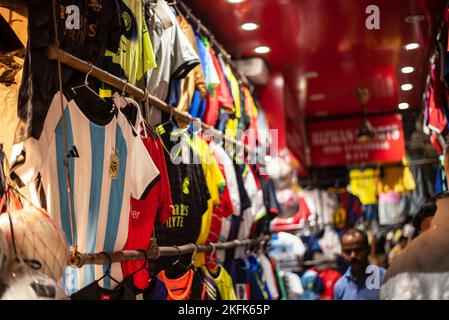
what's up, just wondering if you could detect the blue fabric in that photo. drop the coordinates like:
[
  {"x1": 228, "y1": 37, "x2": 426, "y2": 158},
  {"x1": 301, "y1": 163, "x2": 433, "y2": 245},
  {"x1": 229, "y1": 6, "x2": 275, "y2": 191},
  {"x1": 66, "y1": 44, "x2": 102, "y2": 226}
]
[
  {"x1": 227, "y1": 259, "x2": 251, "y2": 300},
  {"x1": 166, "y1": 78, "x2": 181, "y2": 107},
  {"x1": 435, "y1": 167, "x2": 447, "y2": 193},
  {"x1": 298, "y1": 270, "x2": 324, "y2": 300},
  {"x1": 364, "y1": 204, "x2": 379, "y2": 221},
  {"x1": 103, "y1": 125, "x2": 128, "y2": 289},
  {"x1": 189, "y1": 33, "x2": 207, "y2": 119},
  {"x1": 217, "y1": 111, "x2": 230, "y2": 133},
  {"x1": 85, "y1": 123, "x2": 105, "y2": 286},
  {"x1": 247, "y1": 255, "x2": 272, "y2": 300},
  {"x1": 333, "y1": 265, "x2": 386, "y2": 300}
]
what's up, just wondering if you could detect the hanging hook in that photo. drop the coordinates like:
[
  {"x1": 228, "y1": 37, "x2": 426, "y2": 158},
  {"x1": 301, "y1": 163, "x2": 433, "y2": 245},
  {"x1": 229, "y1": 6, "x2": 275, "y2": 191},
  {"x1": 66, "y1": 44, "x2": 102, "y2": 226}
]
[
  {"x1": 121, "y1": 79, "x2": 129, "y2": 96},
  {"x1": 188, "y1": 244, "x2": 198, "y2": 268},
  {"x1": 84, "y1": 62, "x2": 94, "y2": 86},
  {"x1": 101, "y1": 251, "x2": 113, "y2": 275}
]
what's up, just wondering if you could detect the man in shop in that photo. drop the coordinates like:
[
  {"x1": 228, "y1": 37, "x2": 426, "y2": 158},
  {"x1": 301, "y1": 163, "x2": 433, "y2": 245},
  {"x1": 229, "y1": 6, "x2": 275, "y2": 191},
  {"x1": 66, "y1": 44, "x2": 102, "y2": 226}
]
[{"x1": 333, "y1": 229, "x2": 386, "y2": 300}]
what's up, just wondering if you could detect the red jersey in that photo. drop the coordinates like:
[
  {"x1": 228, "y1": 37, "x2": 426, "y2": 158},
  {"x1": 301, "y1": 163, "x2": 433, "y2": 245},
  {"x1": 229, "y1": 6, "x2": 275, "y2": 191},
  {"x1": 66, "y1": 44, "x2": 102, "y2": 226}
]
[
  {"x1": 122, "y1": 128, "x2": 173, "y2": 290},
  {"x1": 203, "y1": 48, "x2": 234, "y2": 127}
]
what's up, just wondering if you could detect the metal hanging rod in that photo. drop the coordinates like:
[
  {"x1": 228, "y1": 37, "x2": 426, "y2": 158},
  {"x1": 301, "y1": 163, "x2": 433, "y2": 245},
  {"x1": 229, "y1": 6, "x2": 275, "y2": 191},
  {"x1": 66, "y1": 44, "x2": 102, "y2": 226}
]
[
  {"x1": 47, "y1": 46, "x2": 257, "y2": 157},
  {"x1": 68, "y1": 235, "x2": 271, "y2": 268},
  {"x1": 175, "y1": 0, "x2": 254, "y2": 92}
]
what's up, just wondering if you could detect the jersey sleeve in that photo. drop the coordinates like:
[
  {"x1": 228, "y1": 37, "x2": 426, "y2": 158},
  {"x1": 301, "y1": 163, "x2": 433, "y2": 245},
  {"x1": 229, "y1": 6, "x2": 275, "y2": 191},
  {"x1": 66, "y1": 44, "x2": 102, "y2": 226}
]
[
  {"x1": 10, "y1": 91, "x2": 66, "y2": 187},
  {"x1": 170, "y1": 13, "x2": 200, "y2": 79},
  {"x1": 130, "y1": 134, "x2": 160, "y2": 201}
]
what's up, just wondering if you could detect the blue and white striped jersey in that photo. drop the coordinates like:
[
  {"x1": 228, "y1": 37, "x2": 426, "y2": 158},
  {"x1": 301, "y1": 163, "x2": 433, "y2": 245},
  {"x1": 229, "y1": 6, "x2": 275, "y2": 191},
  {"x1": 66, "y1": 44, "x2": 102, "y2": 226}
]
[{"x1": 10, "y1": 92, "x2": 160, "y2": 293}]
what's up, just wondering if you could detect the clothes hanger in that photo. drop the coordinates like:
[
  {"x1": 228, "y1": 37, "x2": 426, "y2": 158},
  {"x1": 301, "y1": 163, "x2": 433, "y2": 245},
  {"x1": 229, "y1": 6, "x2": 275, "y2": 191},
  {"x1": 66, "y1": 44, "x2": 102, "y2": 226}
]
[
  {"x1": 165, "y1": 246, "x2": 191, "y2": 278},
  {"x1": 96, "y1": 252, "x2": 122, "y2": 287},
  {"x1": 71, "y1": 63, "x2": 106, "y2": 103},
  {"x1": 124, "y1": 249, "x2": 151, "y2": 280},
  {"x1": 186, "y1": 244, "x2": 198, "y2": 269}
]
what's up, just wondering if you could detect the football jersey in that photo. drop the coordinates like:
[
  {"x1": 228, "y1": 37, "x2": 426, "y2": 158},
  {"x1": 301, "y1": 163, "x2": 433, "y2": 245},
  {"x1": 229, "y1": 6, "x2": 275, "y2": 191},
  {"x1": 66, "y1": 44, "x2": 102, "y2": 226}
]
[
  {"x1": 153, "y1": 127, "x2": 210, "y2": 272},
  {"x1": 257, "y1": 253, "x2": 279, "y2": 300},
  {"x1": 315, "y1": 268, "x2": 341, "y2": 300},
  {"x1": 117, "y1": 99, "x2": 173, "y2": 290},
  {"x1": 209, "y1": 141, "x2": 240, "y2": 265},
  {"x1": 203, "y1": 49, "x2": 234, "y2": 127},
  {"x1": 157, "y1": 269, "x2": 207, "y2": 300},
  {"x1": 145, "y1": 0, "x2": 200, "y2": 125},
  {"x1": 71, "y1": 280, "x2": 136, "y2": 300},
  {"x1": 200, "y1": 265, "x2": 237, "y2": 300},
  {"x1": 16, "y1": 0, "x2": 122, "y2": 143},
  {"x1": 101, "y1": 0, "x2": 156, "y2": 96},
  {"x1": 205, "y1": 164, "x2": 233, "y2": 270},
  {"x1": 332, "y1": 190, "x2": 363, "y2": 231},
  {"x1": 193, "y1": 137, "x2": 226, "y2": 267},
  {"x1": 235, "y1": 165, "x2": 265, "y2": 259},
  {"x1": 121, "y1": 276, "x2": 168, "y2": 300},
  {"x1": 10, "y1": 91, "x2": 160, "y2": 292},
  {"x1": 349, "y1": 168, "x2": 380, "y2": 205}
]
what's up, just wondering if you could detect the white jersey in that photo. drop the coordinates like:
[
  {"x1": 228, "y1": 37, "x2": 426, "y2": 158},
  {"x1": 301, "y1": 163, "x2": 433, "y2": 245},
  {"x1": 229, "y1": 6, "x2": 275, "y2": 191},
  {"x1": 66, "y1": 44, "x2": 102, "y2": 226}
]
[{"x1": 10, "y1": 92, "x2": 160, "y2": 293}]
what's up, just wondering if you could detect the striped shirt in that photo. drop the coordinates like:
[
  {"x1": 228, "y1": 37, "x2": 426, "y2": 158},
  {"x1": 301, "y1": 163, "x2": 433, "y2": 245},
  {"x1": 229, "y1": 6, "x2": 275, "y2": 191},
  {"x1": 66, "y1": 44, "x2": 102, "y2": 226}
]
[{"x1": 10, "y1": 92, "x2": 160, "y2": 293}]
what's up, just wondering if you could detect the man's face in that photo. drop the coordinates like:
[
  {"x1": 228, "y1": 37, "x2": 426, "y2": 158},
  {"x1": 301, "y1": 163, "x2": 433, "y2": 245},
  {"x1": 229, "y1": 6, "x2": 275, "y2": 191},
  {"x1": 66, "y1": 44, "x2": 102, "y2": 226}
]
[{"x1": 341, "y1": 233, "x2": 369, "y2": 268}]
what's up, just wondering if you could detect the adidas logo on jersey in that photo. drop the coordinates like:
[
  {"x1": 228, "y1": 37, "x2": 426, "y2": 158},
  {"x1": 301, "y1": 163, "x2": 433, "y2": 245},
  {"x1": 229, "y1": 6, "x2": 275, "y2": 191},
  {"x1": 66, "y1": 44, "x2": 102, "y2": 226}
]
[{"x1": 67, "y1": 146, "x2": 80, "y2": 158}]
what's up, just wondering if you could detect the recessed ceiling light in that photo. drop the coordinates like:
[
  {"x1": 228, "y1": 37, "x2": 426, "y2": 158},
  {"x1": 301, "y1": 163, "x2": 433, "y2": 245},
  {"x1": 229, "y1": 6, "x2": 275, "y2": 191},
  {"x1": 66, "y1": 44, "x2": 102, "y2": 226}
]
[
  {"x1": 398, "y1": 102, "x2": 409, "y2": 110},
  {"x1": 401, "y1": 84, "x2": 413, "y2": 91},
  {"x1": 241, "y1": 23, "x2": 259, "y2": 31},
  {"x1": 401, "y1": 66, "x2": 415, "y2": 74},
  {"x1": 405, "y1": 43, "x2": 420, "y2": 50},
  {"x1": 225, "y1": 0, "x2": 244, "y2": 3},
  {"x1": 255, "y1": 46, "x2": 271, "y2": 54},
  {"x1": 404, "y1": 14, "x2": 426, "y2": 23}
]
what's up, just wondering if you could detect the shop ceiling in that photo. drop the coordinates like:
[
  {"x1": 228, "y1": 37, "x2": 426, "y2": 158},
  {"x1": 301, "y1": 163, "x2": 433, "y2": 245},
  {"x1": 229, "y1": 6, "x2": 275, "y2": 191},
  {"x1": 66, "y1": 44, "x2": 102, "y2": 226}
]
[{"x1": 184, "y1": 0, "x2": 446, "y2": 167}]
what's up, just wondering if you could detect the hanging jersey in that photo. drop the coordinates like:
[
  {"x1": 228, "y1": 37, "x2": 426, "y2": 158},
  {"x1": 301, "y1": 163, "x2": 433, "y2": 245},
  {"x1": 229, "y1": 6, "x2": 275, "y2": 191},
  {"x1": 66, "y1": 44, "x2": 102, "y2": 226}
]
[
  {"x1": 145, "y1": 0, "x2": 200, "y2": 125},
  {"x1": 200, "y1": 265, "x2": 237, "y2": 300},
  {"x1": 193, "y1": 137, "x2": 226, "y2": 267},
  {"x1": 120, "y1": 114, "x2": 173, "y2": 290},
  {"x1": 16, "y1": 0, "x2": 122, "y2": 143},
  {"x1": 10, "y1": 92, "x2": 160, "y2": 292},
  {"x1": 102, "y1": 0, "x2": 156, "y2": 96},
  {"x1": 121, "y1": 276, "x2": 168, "y2": 300},
  {"x1": 70, "y1": 280, "x2": 136, "y2": 300},
  {"x1": 153, "y1": 127, "x2": 210, "y2": 272},
  {"x1": 205, "y1": 164, "x2": 234, "y2": 270},
  {"x1": 157, "y1": 269, "x2": 207, "y2": 300},
  {"x1": 349, "y1": 168, "x2": 380, "y2": 205}
]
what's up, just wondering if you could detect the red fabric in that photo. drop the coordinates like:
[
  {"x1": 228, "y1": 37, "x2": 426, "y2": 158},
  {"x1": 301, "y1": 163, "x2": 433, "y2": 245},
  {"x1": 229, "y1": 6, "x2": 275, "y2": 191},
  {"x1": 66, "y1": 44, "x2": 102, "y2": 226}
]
[
  {"x1": 205, "y1": 164, "x2": 233, "y2": 269},
  {"x1": 314, "y1": 268, "x2": 341, "y2": 300},
  {"x1": 272, "y1": 195, "x2": 312, "y2": 229},
  {"x1": 430, "y1": 133, "x2": 444, "y2": 154},
  {"x1": 204, "y1": 49, "x2": 234, "y2": 126},
  {"x1": 122, "y1": 135, "x2": 173, "y2": 290},
  {"x1": 428, "y1": 85, "x2": 447, "y2": 134}
]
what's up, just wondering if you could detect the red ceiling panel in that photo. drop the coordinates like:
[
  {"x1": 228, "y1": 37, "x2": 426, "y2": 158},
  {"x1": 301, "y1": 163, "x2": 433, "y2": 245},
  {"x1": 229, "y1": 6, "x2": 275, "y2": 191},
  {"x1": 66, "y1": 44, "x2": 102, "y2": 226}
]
[{"x1": 183, "y1": 0, "x2": 447, "y2": 167}]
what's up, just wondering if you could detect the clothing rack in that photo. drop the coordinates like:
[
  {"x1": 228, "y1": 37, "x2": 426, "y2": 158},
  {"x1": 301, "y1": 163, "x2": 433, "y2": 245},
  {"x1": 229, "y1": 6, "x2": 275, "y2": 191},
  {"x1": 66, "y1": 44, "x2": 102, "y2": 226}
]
[
  {"x1": 68, "y1": 235, "x2": 271, "y2": 268},
  {"x1": 47, "y1": 46, "x2": 257, "y2": 158},
  {"x1": 175, "y1": 0, "x2": 255, "y2": 93}
]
